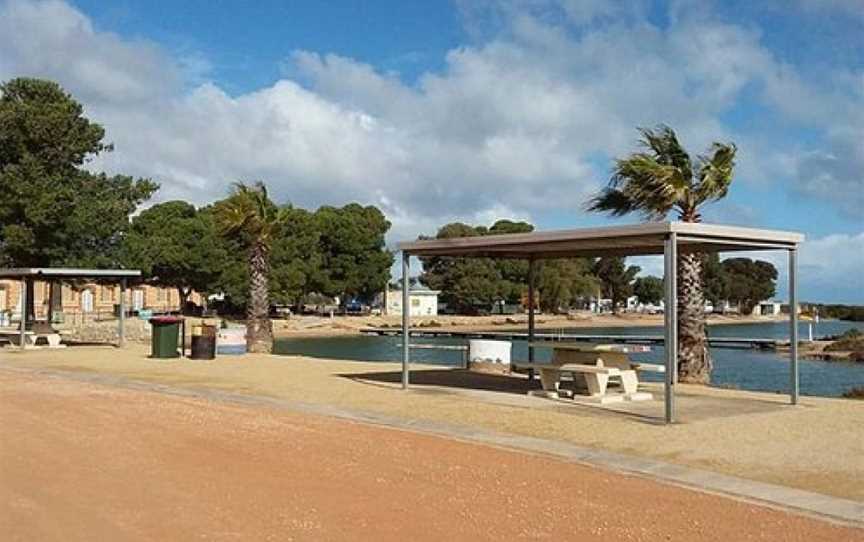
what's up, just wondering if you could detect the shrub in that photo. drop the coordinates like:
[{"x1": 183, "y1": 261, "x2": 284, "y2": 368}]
[
  {"x1": 841, "y1": 386, "x2": 864, "y2": 400},
  {"x1": 825, "y1": 329, "x2": 864, "y2": 352}
]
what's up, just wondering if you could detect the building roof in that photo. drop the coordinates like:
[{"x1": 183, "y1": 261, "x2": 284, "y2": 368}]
[
  {"x1": 388, "y1": 285, "x2": 441, "y2": 295},
  {"x1": 398, "y1": 222, "x2": 803, "y2": 259},
  {"x1": 0, "y1": 268, "x2": 142, "y2": 280}
]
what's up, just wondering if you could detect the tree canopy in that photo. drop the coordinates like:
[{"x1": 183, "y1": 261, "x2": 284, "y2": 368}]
[
  {"x1": 721, "y1": 257, "x2": 777, "y2": 314},
  {"x1": 633, "y1": 275, "x2": 664, "y2": 305},
  {"x1": 205, "y1": 200, "x2": 392, "y2": 311},
  {"x1": 419, "y1": 220, "x2": 598, "y2": 314},
  {"x1": 0, "y1": 78, "x2": 156, "y2": 267},
  {"x1": 313, "y1": 203, "x2": 393, "y2": 303},
  {"x1": 587, "y1": 125, "x2": 736, "y2": 222},
  {"x1": 122, "y1": 201, "x2": 228, "y2": 303},
  {"x1": 419, "y1": 220, "x2": 534, "y2": 314},
  {"x1": 701, "y1": 253, "x2": 728, "y2": 307},
  {"x1": 593, "y1": 257, "x2": 640, "y2": 313},
  {"x1": 536, "y1": 259, "x2": 598, "y2": 313}
]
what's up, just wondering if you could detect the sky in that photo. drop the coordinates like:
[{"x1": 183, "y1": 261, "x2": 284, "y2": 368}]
[{"x1": 0, "y1": 0, "x2": 862, "y2": 303}]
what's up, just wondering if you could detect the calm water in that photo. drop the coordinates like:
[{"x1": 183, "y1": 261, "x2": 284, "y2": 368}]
[{"x1": 274, "y1": 320, "x2": 864, "y2": 398}]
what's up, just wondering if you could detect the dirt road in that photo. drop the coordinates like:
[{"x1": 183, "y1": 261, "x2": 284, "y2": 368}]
[{"x1": 0, "y1": 369, "x2": 859, "y2": 541}]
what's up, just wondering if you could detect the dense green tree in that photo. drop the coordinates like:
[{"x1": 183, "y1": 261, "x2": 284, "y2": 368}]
[
  {"x1": 210, "y1": 202, "x2": 390, "y2": 312},
  {"x1": 313, "y1": 204, "x2": 392, "y2": 303},
  {"x1": 537, "y1": 259, "x2": 599, "y2": 313},
  {"x1": 633, "y1": 275, "x2": 664, "y2": 305},
  {"x1": 0, "y1": 78, "x2": 157, "y2": 268},
  {"x1": 214, "y1": 182, "x2": 286, "y2": 353},
  {"x1": 721, "y1": 258, "x2": 777, "y2": 314},
  {"x1": 593, "y1": 257, "x2": 640, "y2": 314},
  {"x1": 419, "y1": 220, "x2": 536, "y2": 313},
  {"x1": 420, "y1": 220, "x2": 602, "y2": 314},
  {"x1": 488, "y1": 220, "x2": 534, "y2": 303},
  {"x1": 701, "y1": 253, "x2": 728, "y2": 309},
  {"x1": 122, "y1": 201, "x2": 228, "y2": 309},
  {"x1": 270, "y1": 207, "x2": 322, "y2": 306},
  {"x1": 419, "y1": 223, "x2": 496, "y2": 313},
  {"x1": 587, "y1": 125, "x2": 736, "y2": 383}
]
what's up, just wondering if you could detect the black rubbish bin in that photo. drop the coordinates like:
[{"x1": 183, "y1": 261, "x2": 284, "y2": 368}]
[
  {"x1": 190, "y1": 323, "x2": 216, "y2": 360},
  {"x1": 150, "y1": 316, "x2": 182, "y2": 358}
]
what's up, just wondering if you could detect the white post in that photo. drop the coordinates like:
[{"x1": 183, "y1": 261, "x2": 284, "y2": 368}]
[
  {"x1": 19, "y1": 277, "x2": 27, "y2": 350},
  {"x1": 118, "y1": 278, "x2": 126, "y2": 347},
  {"x1": 401, "y1": 251, "x2": 410, "y2": 389},
  {"x1": 663, "y1": 234, "x2": 678, "y2": 424},
  {"x1": 789, "y1": 249, "x2": 799, "y2": 405}
]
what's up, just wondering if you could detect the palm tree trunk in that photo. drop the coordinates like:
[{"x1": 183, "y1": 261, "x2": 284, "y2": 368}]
[
  {"x1": 677, "y1": 252, "x2": 712, "y2": 383},
  {"x1": 246, "y1": 241, "x2": 273, "y2": 353}
]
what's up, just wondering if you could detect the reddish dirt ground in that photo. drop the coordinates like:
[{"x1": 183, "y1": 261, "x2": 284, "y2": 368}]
[{"x1": 0, "y1": 369, "x2": 860, "y2": 542}]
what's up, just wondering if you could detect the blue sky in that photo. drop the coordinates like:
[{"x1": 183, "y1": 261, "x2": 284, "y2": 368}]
[{"x1": 0, "y1": 0, "x2": 861, "y2": 302}]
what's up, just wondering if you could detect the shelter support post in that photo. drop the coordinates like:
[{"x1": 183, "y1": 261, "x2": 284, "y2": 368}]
[
  {"x1": 118, "y1": 278, "x2": 126, "y2": 347},
  {"x1": 663, "y1": 233, "x2": 678, "y2": 424},
  {"x1": 789, "y1": 248, "x2": 799, "y2": 405},
  {"x1": 401, "y1": 251, "x2": 410, "y2": 389},
  {"x1": 527, "y1": 257, "x2": 535, "y2": 381},
  {"x1": 19, "y1": 277, "x2": 27, "y2": 350}
]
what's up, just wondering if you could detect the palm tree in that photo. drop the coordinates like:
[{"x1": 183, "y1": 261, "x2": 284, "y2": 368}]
[
  {"x1": 214, "y1": 182, "x2": 285, "y2": 353},
  {"x1": 587, "y1": 126, "x2": 736, "y2": 383}
]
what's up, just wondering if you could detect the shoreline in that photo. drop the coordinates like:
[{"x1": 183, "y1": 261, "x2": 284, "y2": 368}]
[{"x1": 272, "y1": 312, "x2": 791, "y2": 340}]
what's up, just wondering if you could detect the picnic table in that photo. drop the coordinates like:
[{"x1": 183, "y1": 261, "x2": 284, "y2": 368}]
[
  {"x1": 0, "y1": 324, "x2": 66, "y2": 349},
  {"x1": 513, "y1": 342, "x2": 664, "y2": 403}
]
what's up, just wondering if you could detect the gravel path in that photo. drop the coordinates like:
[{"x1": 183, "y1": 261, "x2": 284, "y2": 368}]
[
  {"x1": 5, "y1": 345, "x2": 863, "y2": 501},
  {"x1": 1, "y1": 370, "x2": 860, "y2": 541}
]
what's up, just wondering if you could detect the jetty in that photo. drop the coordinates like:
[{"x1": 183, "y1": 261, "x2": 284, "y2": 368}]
[{"x1": 361, "y1": 327, "x2": 779, "y2": 350}]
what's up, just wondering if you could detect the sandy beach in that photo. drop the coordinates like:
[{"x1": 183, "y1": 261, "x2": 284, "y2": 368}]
[{"x1": 269, "y1": 312, "x2": 787, "y2": 339}]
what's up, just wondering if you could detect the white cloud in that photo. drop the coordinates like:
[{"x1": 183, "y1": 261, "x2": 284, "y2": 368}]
[
  {"x1": 0, "y1": 0, "x2": 179, "y2": 105},
  {"x1": 0, "y1": 0, "x2": 860, "y2": 274},
  {"x1": 785, "y1": 233, "x2": 864, "y2": 304}
]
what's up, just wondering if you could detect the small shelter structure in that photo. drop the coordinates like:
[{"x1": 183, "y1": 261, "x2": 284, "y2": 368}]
[
  {"x1": 397, "y1": 222, "x2": 804, "y2": 424},
  {"x1": 0, "y1": 268, "x2": 142, "y2": 349},
  {"x1": 382, "y1": 285, "x2": 441, "y2": 317}
]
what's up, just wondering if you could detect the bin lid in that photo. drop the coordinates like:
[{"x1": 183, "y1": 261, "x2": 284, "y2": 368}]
[{"x1": 150, "y1": 316, "x2": 183, "y2": 324}]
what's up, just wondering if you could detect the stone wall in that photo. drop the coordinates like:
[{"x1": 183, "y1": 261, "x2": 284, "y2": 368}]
[{"x1": 58, "y1": 317, "x2": 152, "y2": 344}]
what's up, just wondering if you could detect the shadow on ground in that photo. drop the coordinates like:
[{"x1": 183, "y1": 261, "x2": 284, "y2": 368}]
[
  {"x1": 338, "y1": 367, "x2": 792, "y2": 426},
  {"x1": 339, "y1": 368, "x2": 541, "y2": 394}
]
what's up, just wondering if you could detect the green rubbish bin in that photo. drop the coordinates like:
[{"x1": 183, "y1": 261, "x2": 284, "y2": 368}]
[{"x1": 150, "y1": 316, "x2": 182, "y2": 358}]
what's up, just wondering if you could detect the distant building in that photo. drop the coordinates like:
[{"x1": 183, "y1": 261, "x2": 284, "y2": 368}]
[
  {"x1": 381, "y1": 286, "x2": 440, "y2": 317},
  {"x1": 0, "y1": 279, "x2": 201, "y2": 321},
  {"x1": 751, "y1": 300, "x2": 783, "y2": 316}
]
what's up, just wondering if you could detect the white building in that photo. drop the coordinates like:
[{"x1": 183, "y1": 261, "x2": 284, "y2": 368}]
[
  {"x1": 751, "y1": 300, "x2": 783, "y2": 316},
  {"x1": 383, "y1": 286, "x2": 440, "y2": 317}
]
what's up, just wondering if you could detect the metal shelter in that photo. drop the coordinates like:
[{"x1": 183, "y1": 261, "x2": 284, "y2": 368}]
[
  {"x1": 397, "y1": 222, "x2": 805, "y2": 424},
  {"x1": 0, "y1": 268, "x2": 142, "y2": 349}
]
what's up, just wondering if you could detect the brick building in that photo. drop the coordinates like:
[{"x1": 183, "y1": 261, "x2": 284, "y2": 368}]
[{"x1": 0, "y1": 279, "x2": 201, "y2": 320}]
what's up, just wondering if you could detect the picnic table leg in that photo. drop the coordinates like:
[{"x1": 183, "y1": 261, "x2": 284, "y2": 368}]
[
  {"x1": 539, "y1": 369, "x2": 560, "y2": 393},
  {"x1": 585, "y1": 373, "x2": 609, "y2": 397},
  {"x1": 619, "y1": 371, "x2": 639, "y2": 395}
]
